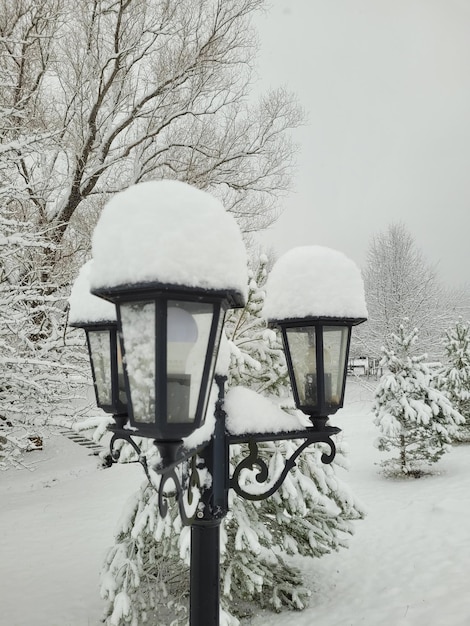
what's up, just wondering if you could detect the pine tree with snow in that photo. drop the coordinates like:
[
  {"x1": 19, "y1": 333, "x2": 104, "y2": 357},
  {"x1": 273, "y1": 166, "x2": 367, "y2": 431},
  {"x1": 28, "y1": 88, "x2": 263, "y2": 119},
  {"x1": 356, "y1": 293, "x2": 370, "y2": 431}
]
[
  {"x1": 438, "y1": 318, "x2": 470, "y2": 442},
  {"x1": 99, "y1": 255, "x2": 366, "y2": 625},
  {"x1": 373, "y1": 324, "x2": 464, "y2": 477}
]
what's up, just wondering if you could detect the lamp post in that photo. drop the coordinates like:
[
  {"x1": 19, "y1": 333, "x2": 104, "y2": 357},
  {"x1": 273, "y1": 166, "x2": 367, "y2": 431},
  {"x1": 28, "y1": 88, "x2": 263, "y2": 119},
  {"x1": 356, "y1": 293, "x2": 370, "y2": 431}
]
[{"x1": 72, "y1": 180, "x2": 367, "y2": 626}]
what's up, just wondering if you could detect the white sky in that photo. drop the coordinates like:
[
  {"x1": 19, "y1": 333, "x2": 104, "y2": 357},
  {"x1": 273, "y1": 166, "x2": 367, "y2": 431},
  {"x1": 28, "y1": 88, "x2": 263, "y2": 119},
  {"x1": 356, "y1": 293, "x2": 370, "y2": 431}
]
[{"x1": 254, "y1": 0, "x2": 470, "y2": 287}]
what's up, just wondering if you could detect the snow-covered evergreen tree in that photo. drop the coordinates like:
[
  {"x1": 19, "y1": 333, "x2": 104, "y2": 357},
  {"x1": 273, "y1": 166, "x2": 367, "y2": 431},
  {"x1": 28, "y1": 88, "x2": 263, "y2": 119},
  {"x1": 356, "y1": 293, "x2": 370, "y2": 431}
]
[
  {"x1": 438, "y1": 318, "x2": 470, "y2": 442},
  {"x1": 373, "y1": 324, "x2": 464, "y2": 477},
  {"x1": 99, "y1": 256, "x2": 365, "y2": 625}
]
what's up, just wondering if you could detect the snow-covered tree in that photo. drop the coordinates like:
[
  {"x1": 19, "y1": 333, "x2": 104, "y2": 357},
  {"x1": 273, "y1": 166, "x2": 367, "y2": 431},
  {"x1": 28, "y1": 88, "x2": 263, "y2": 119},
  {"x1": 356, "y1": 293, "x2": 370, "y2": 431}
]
[
  {"x1": 0, "y1": 0, "x2": 302, "y2": 459},
  {"x1": 373, "y1": 324, "x2": 464, "y2": 477},
  {"x1": 0, "y1": 213, "x2": 90, "y2": 469},
  {"x1": 225, "y1": 255, "x2": 289, "y2": 396},
  {"x1": 99, "y1": 256, "x2": 365, "y2": 625},
  {"x1": 439, "y1": 318, "x2": 470, "y2": 442},
  {"x1": 1, "y1": 0, "x2": 303, "y2": 269}
]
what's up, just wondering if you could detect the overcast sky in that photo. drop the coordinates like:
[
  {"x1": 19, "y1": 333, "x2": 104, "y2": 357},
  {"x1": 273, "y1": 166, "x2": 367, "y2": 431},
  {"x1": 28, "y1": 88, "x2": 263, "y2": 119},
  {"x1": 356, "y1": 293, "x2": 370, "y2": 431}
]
[{"x1": 253, "y1": 0, "x2": 470, "y2": 287}]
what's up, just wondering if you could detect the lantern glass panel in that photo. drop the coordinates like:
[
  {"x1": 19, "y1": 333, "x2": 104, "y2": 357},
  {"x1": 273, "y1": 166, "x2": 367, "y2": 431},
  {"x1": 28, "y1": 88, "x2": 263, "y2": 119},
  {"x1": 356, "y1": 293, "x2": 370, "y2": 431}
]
[
  {"x1": 285, "y1": 326, "x2": 318, "y2": 406},
  {"x1": 167, "y1": 300, "x2": 214, "y2": 424},
  {"x1": 323, "y1": 326, "x2": 349, "y2": 408},
  {"x1": 88, "y1": 330, "x2": 112, "y2": 405},
  {"x1": 120, "y1": 301, "x2": 156, "y2": 423},
  {"x1": 116, "y1": 337, "x2": 127, "y2": 407}
]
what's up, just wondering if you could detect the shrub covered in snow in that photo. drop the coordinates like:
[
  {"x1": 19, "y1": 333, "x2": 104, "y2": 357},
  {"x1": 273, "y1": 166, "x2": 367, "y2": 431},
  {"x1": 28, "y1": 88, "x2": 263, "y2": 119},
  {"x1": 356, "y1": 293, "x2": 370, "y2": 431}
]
[{"x1": 373, "y1": 324, "x2": 464, "y2": 477}]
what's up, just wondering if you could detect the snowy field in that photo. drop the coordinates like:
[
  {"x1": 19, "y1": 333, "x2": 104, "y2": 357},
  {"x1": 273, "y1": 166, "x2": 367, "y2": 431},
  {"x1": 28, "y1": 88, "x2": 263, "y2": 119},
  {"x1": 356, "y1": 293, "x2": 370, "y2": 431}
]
[{"x1": 1, "y1": 379, "x2": 469, "y2": 626}]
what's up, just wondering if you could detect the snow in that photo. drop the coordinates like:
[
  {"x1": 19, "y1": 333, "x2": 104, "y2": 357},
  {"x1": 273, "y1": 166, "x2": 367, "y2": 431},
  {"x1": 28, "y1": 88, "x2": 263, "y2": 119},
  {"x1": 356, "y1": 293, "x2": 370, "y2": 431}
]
[
  {"x1": 90, "y1": 180, "x2": 248, "y2": 299},
  {"x1": 2, "y1": 380, "x2": 470, "y2": 625},
  {"x1": 69, "y1": 260, "x2": 116, "y2": 325},
  {"x1": 0, "y1": 432, "x2": 142, "y2": 626},
  {"x1": 224, "y1": 386, "x2": 310, "y2": 434},
  {"x1": 263, "y1": 246, "x2": 368, "y2": 321}
]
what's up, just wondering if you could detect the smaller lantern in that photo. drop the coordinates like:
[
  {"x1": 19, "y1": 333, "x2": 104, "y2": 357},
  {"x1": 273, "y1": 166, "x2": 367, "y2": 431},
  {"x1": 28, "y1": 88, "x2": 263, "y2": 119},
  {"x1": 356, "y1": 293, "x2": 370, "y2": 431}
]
[
  {"x1": 69, "y1": 261, "x2": 127, "y2": 425},
  {"x1": 263, "y1": 246, "x2": 367, "y2": 424},
  {"x1": 272, "y1": 317, "x2": 364, "y2": 420}
]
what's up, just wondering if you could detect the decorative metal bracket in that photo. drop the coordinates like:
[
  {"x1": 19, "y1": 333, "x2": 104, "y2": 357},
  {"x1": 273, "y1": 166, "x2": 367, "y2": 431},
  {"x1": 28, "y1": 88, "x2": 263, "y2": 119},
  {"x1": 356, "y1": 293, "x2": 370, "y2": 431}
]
[
  {"x1": 104, "y1": 387, "x2": 341, "y2": 524},
  {"x1": 104, "y1": 426, "x2": 203, "y2": 525},
  {"x1": 156, "y1": 455, "x2": 202, "y2": 525},
  {"x1": 228, "y1": 426, "x2": 339, "y2": 501}
]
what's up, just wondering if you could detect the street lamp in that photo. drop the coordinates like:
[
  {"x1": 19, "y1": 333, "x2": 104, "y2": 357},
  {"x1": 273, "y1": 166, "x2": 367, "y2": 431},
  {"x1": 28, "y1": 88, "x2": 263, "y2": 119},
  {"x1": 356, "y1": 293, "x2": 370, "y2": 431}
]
[
  {"x1": 80, "y1": 180, "x2": 367, "y2": 626},
  {"x1": 69, "y1": 261, "x2": 127, "y2": 427}
]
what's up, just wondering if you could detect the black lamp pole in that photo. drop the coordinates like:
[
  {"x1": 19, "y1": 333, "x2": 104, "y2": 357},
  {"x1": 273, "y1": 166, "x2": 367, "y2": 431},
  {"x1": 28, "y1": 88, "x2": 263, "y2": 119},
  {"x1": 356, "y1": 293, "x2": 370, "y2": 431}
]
[{"x1": 190, "y1": 379, "x2": 228, "y2": 625}]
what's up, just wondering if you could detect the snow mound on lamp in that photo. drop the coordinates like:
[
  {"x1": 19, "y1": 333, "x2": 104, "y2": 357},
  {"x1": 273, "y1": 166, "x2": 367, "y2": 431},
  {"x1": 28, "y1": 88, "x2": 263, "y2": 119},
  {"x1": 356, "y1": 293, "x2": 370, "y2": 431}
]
[
  {"x1": 89, "y1": 179, "x2": 247, "y2": 297},
  {"x1": 69, "y1": 260, "x2": 116, "y2": 325},
  {"x1": 263, "y1": 245, "x2": 368, "y2": 321}
]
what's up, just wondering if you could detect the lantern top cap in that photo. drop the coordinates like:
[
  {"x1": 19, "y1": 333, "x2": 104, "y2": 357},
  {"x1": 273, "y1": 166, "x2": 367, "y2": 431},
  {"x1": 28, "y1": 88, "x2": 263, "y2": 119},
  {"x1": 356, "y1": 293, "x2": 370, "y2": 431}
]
[
  {"x1": 69, "y1": 260, "x2": 116, "y2": 326},
  {"x1": 263, "y1": 245, "x2": 368, "y2": 322},
  {"x1": 90, "y1": 180, "x2": 247, "y2": 302}
]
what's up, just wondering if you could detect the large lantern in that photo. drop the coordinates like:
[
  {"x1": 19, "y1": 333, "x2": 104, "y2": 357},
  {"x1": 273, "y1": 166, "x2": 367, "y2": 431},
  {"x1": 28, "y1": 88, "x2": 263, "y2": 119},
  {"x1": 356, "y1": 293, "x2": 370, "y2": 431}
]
[
  {"x1": 93, "y1": 283, "x2": 243, "y2": 442},
  {"x1": 263, "y1": 246, "x2": 367, "y2": 424},
  {"x1": 68, "y1": 262, "x2": 127, "y2": 424},
  {"x1": 89, "y1": 180, "x2": 247, "y2": 451}
]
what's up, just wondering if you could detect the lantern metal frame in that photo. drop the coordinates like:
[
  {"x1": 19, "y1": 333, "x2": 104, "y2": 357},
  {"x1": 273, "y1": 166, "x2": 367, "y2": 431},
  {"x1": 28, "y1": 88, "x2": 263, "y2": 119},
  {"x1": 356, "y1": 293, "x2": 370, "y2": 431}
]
[
  {"x1": 70, "y1": 320, "x2": 128, "y2": 425},
  {"x1": 92, "y1": 282, "x2": 244, "y2": 447},
  {"x1": 87, "y1": 295, "x2": 365, "y2": 626},
  {"x1": 272, "y1": 316, "x2": 367, "y2": 422}
]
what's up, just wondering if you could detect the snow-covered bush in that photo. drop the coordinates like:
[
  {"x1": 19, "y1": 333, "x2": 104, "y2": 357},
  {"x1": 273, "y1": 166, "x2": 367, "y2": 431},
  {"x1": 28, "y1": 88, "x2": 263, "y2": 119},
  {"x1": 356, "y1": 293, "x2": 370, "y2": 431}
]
[
  {"x1": 0, "y1": 215, "x2": 90, "y2": 467},
  {"x1": 438, "y1": 318, "x2": 470, "y2": 442},
  {"x1": 373, "y1": 324, "x2": 464, "y2": 477}
]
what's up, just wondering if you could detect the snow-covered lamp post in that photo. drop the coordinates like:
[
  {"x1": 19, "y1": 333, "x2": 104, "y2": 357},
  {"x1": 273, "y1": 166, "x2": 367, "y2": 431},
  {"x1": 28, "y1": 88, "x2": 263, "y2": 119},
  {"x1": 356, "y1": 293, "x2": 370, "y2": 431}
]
[
  {"x1": 263, "y1": 247, "x2": 367, "y2": 427},
  {"x1": 77, "y1": 179, "x2": 367, "y2": 626},
  {"x1": 69, "y1": 261, "x2": 127, "y2": 426}
]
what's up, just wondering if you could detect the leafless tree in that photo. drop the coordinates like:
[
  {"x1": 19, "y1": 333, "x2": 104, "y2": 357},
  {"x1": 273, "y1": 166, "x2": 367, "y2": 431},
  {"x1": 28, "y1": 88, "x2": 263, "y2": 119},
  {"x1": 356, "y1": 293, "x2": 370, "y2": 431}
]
[
  {"x1": 1, "y1": 0, "x2": 303, "y2": 269},
  {"x1": 354, "y1": 223, "x2": 452, "y2": 360},
  {"x1": 0, "y1": 0, "x2": 303, "y2": 427}
]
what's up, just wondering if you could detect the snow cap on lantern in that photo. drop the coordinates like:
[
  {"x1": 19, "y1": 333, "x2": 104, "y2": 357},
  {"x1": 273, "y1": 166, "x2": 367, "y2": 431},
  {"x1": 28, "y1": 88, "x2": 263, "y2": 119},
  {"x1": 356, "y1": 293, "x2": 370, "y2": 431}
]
[
  {"x1": 263, "y1": 245, "x2": 368, "y2": 322},
  {"x1": 69, "y1": 260, "x2": 116, "y2": 326},
  {"x1": 89, "y1": 179, "x2": 248, "y2": 298}
]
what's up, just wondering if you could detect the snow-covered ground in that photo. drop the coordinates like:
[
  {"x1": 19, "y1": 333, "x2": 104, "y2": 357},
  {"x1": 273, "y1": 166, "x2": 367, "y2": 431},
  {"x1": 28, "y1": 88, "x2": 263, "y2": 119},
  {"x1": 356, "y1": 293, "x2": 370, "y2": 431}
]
[{"x1": 1, "y1": 379, "x2": 469, "y2": 626}]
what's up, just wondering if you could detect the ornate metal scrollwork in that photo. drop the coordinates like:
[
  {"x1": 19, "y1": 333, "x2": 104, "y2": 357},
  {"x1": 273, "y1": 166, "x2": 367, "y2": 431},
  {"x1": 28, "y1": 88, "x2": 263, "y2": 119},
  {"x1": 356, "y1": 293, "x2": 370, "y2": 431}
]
[
  {"x1": 104, "y1": 427, "x2": 202, "y2": 525},
  {"x1": 156, "y1": 455, "x2": 201, "y2": 525},
  {"x1": 229, "y1": 429, "x2": 338, "y2": 501}
]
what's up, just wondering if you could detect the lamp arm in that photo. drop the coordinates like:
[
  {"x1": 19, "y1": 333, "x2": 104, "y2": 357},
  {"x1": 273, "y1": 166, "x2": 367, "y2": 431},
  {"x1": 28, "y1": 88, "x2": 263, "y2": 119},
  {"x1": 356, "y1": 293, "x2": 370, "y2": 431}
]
[{"x1": 229, "y1": 430, "x2": 338, "y2": 502}]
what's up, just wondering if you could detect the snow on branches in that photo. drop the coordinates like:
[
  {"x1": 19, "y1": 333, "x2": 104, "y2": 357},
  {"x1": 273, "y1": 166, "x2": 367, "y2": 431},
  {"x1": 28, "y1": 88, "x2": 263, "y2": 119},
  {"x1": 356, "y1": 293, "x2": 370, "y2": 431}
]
[{"x1": 373, "y1": 324, "x2": 464, "y2": 477}]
